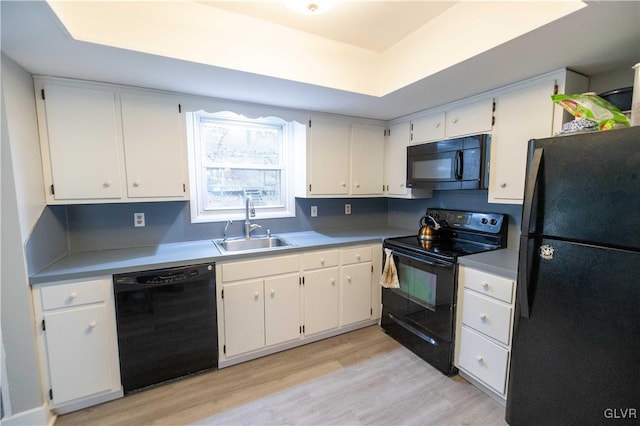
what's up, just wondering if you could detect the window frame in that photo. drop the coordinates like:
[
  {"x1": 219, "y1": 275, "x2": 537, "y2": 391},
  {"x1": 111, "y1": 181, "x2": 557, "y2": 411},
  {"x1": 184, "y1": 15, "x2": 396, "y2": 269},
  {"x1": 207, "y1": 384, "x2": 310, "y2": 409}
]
[{"x1": 187, "y1": 111, "x2": 297, "y2": 223}]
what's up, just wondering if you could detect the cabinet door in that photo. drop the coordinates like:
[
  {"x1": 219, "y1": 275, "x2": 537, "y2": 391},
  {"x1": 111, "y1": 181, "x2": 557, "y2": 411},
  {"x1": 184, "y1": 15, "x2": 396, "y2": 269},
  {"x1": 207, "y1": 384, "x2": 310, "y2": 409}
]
[
  {"x1": 350, "y1": 123, "x2": 385, "y2": 195},
  {"x1": 304, "y1": 267, "x2": 339, "y2": 335},
  {"x1": 42, "y1": 82, "x2": 122, "y2": 201},
  {"x1": 446, "y1": 99, "x2": 494, "y2": 138},
  {"x1": 264, "y1": 274, "x2": 301, "y2": 346},
  {"x1": 44, "y1": 305, "x2": 113, "y2": 403},
  {"x1": 384, "y1": 122, "x2": 411, "y2": 197},
  {"x1": 411, "y1": 112, "x2": 445, "y2": 144},
  {"x1": 308, "y1": 116, "x2": 350, "y2": 195},
  {"x1": 223, "y1": 279, "x2": 265, "y2": 357},
  {"x1": 489, "y1": 80, "x2": 556, "y2": 203},
  {"x1": 120, "y1": 92, "x2": 186, "y2": 198},
  {"x1": 340, "y1": 262, "x2": 372, "y2": 326}
]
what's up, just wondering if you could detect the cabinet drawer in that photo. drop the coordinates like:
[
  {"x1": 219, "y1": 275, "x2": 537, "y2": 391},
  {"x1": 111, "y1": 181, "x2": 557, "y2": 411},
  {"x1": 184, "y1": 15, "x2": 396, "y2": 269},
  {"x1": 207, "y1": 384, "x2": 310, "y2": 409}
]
[
  {"x1": 459, "y1": 326, "x2": 509, "y2": 395},
  {"x1": 340, "y1": 246, "x2": 372, "y2": 265},
  {"x1": 303, "y1": 250, "x2": 339, "y2": 270},
  {"x1": 222, "y1": 255, "x2": 299, "y2": 283},
  {"x1": 462, "y1": 290, "x2": 512, "y2": 345},
  {"x1": 460, "y1": 266, "x2": 514, "y2": 303},
  {"x1": 40, "y1": 279, "x2": 107, "y2": 311}
]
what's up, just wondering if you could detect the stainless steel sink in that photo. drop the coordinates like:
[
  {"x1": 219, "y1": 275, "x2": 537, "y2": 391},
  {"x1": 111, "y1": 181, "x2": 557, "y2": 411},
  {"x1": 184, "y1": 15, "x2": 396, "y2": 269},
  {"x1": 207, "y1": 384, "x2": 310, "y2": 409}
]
[{"x1": 213, "y1": 236, "x2": 294, "y2": 253}]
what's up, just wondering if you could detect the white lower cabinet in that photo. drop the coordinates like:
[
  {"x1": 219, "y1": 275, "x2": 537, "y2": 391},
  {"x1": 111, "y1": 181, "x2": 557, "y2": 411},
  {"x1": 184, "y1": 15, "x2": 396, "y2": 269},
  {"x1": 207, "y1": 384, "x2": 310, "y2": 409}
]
[
  {"x1": 455, "y1": 265, "x2": 516, "y2": 402},
  {"x1": 217, "y1": 244, "x2": 381, "y2": 367},
  {"x1": 32, "y1": 277, "x2": 122, "y2": 413}
]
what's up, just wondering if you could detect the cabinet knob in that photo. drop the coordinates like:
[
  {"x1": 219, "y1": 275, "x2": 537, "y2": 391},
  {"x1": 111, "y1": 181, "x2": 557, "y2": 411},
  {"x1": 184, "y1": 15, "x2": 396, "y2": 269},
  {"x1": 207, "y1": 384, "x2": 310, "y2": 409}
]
[
  {"x1": 355, "y1": 183, "x2": 360, "y2": 188},
  {"x1": 341, "y1": 182, "x2": 346, "y2": 187},
  {"x1": 270, "y1": 289, "x2": 275, "y2": 297},
  {"x1": 347, "y1": 276, "x2": 352, "y2": 282},
  {"x1": 320, "y1": 258, "x2": 325, "y2": 265},
  {"x1": 482, "y1": 282, "x2": 490, "y2": 291},
  {"x1": 500, "y1": 182, "x2": 507, "y2": 188},
  {"x1": 88, "y1": 321, "x2": 97, "y2": 329},
  {"x1": 476, "y1": 355, "x2": 484, "y2": 363},
  {"x1": 133, "y1": 180, "x2": 141, "y2": 187},
  {"x1": 435, "y1": 122, "x2": 441, "y2": 128},
  {"x1": 70, "y1": 291, "x2": 78, "y2": 299},
  {"x1": 103, "y1": 181, "x2": 111, "y2": 188},
  {"x1": 400, "y1": 183, "x2": 404, "y2": 188},
  {"x1": 331, "y1": 278, "x2": 336, "y2": 285},
  {"x1": 254, "y1": 292, "x2": 259, "y2": 299},
  {"x1": 479, "y1": 313, "x2": 487, "y2": 321},
  {"x1": 356, "y1": 254, "x2": 361, "y2": 260},
  {"x1": 452, "y1": 118, "x2": 459, "y2": 124}
]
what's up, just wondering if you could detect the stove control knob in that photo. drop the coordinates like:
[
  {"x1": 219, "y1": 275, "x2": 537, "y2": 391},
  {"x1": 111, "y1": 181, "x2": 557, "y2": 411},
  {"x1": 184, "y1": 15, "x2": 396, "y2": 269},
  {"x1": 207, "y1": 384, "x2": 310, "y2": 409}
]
[
  {"x1": 490, "y1": 219, "x2": 497, "y2": 225},
  {"x1": 481, "y1": 218, "x2": 488, "y2": 224}
]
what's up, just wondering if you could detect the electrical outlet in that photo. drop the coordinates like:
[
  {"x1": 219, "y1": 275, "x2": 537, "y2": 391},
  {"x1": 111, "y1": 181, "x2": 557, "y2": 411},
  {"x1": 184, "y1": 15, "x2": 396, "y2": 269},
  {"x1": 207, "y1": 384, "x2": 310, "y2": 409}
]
[
  {"x1": 311, "y1": 206, "x2": 318, "y2": 217},
  {"x1": 345, "y1": 204, "x2": 351, "y2": 215},
  {"x1": 134, "y1": 212, "x2": 145, "y2": 227}
]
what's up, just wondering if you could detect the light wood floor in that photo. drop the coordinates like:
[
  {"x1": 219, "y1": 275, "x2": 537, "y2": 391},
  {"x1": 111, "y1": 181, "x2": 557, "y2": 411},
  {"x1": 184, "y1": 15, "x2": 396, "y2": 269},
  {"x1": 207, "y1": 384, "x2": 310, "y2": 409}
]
[{"x1": 56, "y1": 326, "x2": 506, "y2": 426}]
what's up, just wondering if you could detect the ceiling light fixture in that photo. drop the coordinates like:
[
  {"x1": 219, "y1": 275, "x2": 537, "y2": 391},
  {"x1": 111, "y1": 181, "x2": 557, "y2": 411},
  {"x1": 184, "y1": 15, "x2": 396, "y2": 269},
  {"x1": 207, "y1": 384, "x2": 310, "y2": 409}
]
[{"x1": 285, "y1": 0, "x2": 339, "y2": 15}]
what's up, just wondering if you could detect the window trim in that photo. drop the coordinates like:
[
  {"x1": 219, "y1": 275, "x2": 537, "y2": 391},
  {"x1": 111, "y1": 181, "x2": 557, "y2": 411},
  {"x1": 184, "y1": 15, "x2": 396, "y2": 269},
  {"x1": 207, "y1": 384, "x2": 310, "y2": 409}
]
[{"x1": 186, "y1": 110, "x2": 297, "y2": 223}]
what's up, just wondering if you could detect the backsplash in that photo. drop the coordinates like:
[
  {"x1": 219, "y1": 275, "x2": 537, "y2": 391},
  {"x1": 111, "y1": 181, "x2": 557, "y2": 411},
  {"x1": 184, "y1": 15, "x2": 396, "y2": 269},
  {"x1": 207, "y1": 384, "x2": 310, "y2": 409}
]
[{"x1": 25, "y1": 191, "x2": 521, "y2": 275}]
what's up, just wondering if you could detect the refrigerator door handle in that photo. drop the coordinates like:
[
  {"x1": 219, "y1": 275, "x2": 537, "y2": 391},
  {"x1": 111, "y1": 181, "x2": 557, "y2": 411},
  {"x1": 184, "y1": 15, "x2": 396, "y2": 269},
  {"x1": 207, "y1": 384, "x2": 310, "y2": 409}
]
[
  {"x1": 517, "y1": 236, "x2": 531, "y2": 318},
  {"x1": 521, "y1": 147, "x2": 544, "y2": 233}
]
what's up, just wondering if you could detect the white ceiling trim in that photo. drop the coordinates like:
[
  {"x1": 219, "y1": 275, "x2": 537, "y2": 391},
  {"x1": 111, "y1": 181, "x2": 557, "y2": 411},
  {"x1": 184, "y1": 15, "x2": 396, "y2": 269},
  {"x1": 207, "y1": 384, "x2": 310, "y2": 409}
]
[{"x1": 47, "y1": 0, "x2": 586, "y2": 97}]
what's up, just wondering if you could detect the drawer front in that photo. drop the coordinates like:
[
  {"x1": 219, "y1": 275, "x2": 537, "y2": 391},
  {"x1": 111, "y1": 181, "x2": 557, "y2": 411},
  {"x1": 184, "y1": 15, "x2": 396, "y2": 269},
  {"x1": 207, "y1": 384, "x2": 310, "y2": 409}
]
[
  {"x1": 303, "y1": 250, "x2": 339, "y2": 270},
  {"x1": 460, "y1": 266, "x2": 514, "y2": 303},
  {"x1": 40, "y1": 278, "x2": 108, "y2": 311},
  {"x1": 459, "y1": 326, "x2": 509, "y2": 395},
  {"x1": 462, "y1": 289, "x2": 512, "y2": 345},
  {"x1": 222, "y1": 255, "x2": 299, "y2": 283},
  {"x1": 340, "y1": 246, "x2": 372, "y2": 265}
]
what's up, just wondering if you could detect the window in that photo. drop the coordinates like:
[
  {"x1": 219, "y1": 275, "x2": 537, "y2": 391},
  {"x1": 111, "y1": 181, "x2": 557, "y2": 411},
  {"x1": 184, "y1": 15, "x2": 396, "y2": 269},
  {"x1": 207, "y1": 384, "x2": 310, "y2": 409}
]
[{"x1": 187, "y1": 111, "x2": 299, "y2": 223}]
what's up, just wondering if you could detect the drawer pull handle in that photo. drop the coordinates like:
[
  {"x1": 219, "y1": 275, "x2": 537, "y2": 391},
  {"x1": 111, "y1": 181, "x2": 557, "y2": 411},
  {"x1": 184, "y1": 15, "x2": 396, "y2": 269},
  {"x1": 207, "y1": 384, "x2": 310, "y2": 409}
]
[
  {"x1": 70, "y1": 291, "x2": 78, "y2": 299},
  {"x1": 482, "y1": 282, "x2": 489, "y2": 291},
  {"x1": 476, "y1": 355, "x2": 484, "y2": 363},
  {"x1": 479, "y1": 313, "x2": 487, "y2": 321},
  {"x1": 89, "y1": 321, "x2": 97, "y2": 329}
]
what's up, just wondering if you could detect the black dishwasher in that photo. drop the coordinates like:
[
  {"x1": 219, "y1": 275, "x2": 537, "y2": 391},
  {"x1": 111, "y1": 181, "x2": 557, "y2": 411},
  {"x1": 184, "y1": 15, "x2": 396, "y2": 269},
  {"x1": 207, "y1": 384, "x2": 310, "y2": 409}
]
[{"x1": 113, "y1": 263, "x2": 217, "y2": 393}]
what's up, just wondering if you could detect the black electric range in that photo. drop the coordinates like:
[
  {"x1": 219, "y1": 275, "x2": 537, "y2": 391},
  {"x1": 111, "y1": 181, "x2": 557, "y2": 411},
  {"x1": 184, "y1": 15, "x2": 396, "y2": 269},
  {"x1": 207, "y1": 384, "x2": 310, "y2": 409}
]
[{"x1": 381, "y1": 208, "x2": 508, "y2": 375}]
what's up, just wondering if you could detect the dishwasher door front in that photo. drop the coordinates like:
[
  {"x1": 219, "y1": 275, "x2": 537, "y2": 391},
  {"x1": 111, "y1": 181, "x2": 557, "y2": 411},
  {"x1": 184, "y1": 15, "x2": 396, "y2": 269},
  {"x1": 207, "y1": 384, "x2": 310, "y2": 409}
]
[{"x1": 114, "y1": 263, "x2": 217, "y2": 393}]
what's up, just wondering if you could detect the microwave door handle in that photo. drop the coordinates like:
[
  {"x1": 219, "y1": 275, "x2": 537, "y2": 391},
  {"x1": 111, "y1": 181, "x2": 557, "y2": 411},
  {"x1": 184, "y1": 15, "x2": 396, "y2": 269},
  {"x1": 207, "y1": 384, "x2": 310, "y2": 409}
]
[{"x1": 455, "y1": 150, "x2": 463, "y2": 180}]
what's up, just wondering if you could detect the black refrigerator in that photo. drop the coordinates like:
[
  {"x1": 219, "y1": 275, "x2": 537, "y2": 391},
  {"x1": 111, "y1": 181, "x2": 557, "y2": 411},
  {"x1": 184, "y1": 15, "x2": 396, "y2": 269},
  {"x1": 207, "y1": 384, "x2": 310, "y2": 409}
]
[{"x1": 506, "y1": 126, "x2": 640, "y2": 425}]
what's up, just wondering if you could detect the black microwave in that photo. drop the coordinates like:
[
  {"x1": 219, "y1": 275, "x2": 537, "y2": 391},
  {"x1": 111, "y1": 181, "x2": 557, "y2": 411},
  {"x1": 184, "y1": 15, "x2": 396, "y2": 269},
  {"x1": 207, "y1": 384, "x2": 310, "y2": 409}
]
[{"x1": 406, "y1": 134, "x2": 490, "y2": 190}]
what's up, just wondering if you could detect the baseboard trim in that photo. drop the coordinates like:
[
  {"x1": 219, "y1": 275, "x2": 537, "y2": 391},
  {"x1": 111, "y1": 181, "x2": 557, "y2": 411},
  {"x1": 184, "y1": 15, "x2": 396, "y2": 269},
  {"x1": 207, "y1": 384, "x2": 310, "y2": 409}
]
[
  {"x1": 0, "y1": 402, "x2": 53, "y2": 426},
  {"x1": 51, "y1": 389, "x2": 124, "y2": 415}
]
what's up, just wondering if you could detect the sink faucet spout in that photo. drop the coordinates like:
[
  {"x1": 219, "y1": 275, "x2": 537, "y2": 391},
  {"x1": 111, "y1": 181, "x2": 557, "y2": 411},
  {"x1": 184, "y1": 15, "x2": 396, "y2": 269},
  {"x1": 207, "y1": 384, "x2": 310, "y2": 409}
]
[{"x1": 245, "y1": 195, "x2": 260, "y2": 238}]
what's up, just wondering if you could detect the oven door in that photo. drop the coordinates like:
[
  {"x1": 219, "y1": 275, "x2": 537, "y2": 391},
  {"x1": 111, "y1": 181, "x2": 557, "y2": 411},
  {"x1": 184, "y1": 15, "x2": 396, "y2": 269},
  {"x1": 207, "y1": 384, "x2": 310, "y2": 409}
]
[{"x1": 380, "y1": 246, "x2": 457, "y2": 374}]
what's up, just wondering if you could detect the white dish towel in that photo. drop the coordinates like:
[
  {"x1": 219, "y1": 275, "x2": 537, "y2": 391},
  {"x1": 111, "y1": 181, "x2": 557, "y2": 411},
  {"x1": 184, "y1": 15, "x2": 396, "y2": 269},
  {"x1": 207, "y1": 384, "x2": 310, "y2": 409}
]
[{"x1": 380, "y1": 248, "x2": 400, "y2": 288}]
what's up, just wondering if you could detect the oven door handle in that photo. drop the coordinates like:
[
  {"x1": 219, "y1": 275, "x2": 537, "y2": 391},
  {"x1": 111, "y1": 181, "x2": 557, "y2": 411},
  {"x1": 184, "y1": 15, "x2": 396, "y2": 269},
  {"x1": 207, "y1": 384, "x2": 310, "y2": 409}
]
[{"x1": 389, "y1": 249, "x2": 454, "y2": 269}]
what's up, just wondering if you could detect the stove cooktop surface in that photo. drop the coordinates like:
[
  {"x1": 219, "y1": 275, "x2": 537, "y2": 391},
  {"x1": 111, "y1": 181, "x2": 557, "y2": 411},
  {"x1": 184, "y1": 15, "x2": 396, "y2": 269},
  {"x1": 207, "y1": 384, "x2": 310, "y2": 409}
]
[{"x1": 384, "y1": 235, "x2": 500, "y2": 262}]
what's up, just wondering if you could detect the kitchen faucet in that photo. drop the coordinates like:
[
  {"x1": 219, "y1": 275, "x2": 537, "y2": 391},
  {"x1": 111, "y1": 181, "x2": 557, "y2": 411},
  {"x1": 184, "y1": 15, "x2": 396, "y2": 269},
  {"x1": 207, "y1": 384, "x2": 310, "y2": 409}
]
[{"x1": 244, "y1": 195, "x2": 261, "y2": 238}]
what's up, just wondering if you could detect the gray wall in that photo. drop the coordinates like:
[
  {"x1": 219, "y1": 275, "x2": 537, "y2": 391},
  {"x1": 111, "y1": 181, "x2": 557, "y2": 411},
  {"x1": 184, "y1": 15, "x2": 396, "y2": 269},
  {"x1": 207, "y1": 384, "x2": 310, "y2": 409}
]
[{"x1": 1, "y1": 62, "x2": 44, "y2": 416}]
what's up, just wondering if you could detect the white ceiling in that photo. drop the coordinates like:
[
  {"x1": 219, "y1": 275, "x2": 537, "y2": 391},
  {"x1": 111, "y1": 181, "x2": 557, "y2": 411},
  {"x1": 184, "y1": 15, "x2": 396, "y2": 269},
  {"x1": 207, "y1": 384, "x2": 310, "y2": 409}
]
[
  {"x1": 1, "y1": 1, "x2": 639, "y2": 120},
  {"x1": 198, "y1": 1, "x2": 457, "y2": 52}
]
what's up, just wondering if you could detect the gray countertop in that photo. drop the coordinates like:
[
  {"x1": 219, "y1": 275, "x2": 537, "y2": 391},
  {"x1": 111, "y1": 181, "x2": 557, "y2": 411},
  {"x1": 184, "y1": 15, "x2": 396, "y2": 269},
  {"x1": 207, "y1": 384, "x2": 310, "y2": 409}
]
[
  {"x1": 30, "y1": 227, "x2": 414, "y2": 284},
  {"x1": 458, "y1": 248, "x2": 519, "y2": 280}
]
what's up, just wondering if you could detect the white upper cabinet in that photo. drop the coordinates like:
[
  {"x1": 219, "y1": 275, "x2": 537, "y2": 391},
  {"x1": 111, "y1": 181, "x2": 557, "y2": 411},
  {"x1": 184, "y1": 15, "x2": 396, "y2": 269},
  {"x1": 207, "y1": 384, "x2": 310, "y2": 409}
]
[
  {"x1": 35, "y1": 77, "x2": 188, "y2": 204},
  {"x1": 410, "y1": 98, "x2": 494, "y2": 145},
  {"x1": 120, "y1": 91, "x2": 186, "y2": 198},
  {"x1": 38, "y1": 81, "x2": 124, "y2": 201},
  {"x1": 297, "y1": 115, "x2": 385, "y2": 197},
  {"x1": 384, "y1": 122, "x2": 411, "y2": 197},
  {"x1": 410, "y1": 111, "x2": 445, "y2": 144},
  {"x1": 488, "y1": 70, "x2": 588, "y2": 204},
  {"x1": 350, "y1": 123, "x2": 385, "y2": 195},
  {"x1": 306, "y1": 115, "x2": 351, "y2": 196},
  {"x1": 445, "y1": 99, "x2": 494, "y2": 138}
]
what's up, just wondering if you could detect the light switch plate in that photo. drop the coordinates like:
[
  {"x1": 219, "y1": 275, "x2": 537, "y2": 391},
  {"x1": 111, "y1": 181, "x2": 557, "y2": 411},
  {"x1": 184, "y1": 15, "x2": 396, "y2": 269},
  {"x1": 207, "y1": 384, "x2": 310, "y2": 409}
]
[
  {"x1": 134, "y1": 212, "x2": 145, "y2": 227},
  {"x1": 345, "y1": 204, "x2": 351, "y2": 215},
  {"x1": 311, "y1": 206, "x2": 318, "y2": 217}
]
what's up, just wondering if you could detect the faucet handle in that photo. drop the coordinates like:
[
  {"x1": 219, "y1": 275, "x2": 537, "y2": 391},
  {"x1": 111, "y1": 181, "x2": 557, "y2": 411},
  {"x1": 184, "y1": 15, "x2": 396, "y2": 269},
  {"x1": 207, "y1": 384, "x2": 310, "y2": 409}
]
[{"x1": 250, "y1": 224, "x2": 262, "y2": 231}]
